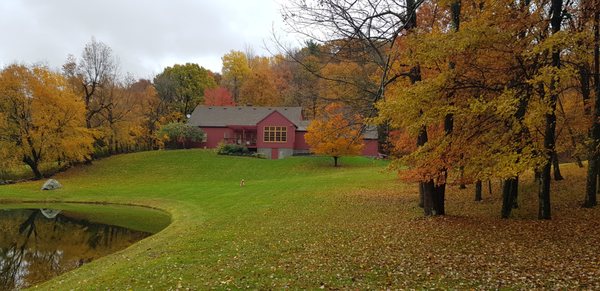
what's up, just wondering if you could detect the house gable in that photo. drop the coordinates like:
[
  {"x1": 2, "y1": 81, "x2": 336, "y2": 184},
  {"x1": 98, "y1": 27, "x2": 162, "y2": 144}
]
[{"x1": 256, "y1": 110, "x2": 296, "y2": 149}]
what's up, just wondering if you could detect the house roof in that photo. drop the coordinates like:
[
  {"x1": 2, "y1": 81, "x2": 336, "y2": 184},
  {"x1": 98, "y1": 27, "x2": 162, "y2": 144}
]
[
  {"x1": 188, "y1": 106, "x2": 305, "y2": 128},
  {"x1": 363, "y1": 126, "x2": 378, "y2": 140},
  {"x1": 187, "y1": 105, "x2": 378, "y2": 139}
]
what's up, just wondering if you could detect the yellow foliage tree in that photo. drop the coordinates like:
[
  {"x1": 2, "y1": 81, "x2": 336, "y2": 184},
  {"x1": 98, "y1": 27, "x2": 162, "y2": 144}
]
[
  {"x1": 0, "y1": 64, "x2": 95, "y2": 179},
  {"x1": 221, "y1": 50, "x2": 251, "y2": 103},
  {"x1": 305, "y1": 103, "x2": 364, "y2": 166}
]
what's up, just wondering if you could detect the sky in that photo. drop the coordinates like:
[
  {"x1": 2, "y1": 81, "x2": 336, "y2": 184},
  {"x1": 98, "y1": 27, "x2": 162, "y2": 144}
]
[{"x1": 0, "y1": 0, "x2": 294, "y2": 79}]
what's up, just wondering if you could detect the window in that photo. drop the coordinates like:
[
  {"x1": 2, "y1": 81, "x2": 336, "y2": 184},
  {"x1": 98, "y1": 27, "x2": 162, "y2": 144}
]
[{"x1": 263, "y1": 126, "x2": 287, "y2": 142}]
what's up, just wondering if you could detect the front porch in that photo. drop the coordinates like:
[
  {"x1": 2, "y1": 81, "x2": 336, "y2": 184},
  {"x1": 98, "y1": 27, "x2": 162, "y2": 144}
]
[{"x1": 225, "y1": 125, "x2": 257, "y2": 148}]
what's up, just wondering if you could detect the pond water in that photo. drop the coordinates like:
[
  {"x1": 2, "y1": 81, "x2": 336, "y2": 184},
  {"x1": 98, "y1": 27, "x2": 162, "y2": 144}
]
[{"x1": 0, "y1": 204, "x2": 170, "y2": 290}]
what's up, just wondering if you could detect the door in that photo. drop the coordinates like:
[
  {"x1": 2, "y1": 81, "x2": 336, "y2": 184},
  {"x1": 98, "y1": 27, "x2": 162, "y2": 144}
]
[{"x1": 271, "y1": 148, "x2": 279, "y2": 159}]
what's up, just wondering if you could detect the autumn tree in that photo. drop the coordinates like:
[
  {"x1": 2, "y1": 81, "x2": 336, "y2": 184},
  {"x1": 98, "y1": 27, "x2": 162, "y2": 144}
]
[
  {"x1": 377, "y1": 0, "x2": 560, "y2": 218},
  {"x1": 204, "y1": 87, "x2": 235, "y2": 106},
  {"x1": 128, "y1": 79, "x2": 165, "y2": 150},
  {"x1": 0, "y1": 64, "x2": 95, "y2": 179},
  {"x1": 221, "y1": 50, "x2": 251, "y2": 103},
  {"x1": 282, "y1": 42, "x2": 322, "y2": 118},
  {"x1": 239, "y1": 56, "x2": 282, "y2": 106},
  {"x1": 281, "y1": 0, "x2": 419, "y2": 152},
  {"x1": 305, "y1": 103, "x2": 364, "y2": 166},
  {"x1": 63, "y1": 38, "x2": 117, "y2": 130},
  {"x1": 154, "y1": 63, "x2": 217, "y2": 119}
]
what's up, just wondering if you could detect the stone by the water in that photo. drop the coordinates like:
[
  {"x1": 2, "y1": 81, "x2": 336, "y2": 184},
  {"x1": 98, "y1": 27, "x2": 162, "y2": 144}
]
[{"x1": 41, "y1": 179, "x2": 62, "y2": 190}]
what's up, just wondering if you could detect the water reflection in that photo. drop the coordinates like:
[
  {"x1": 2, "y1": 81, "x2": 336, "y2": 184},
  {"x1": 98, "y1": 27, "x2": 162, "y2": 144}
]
[{"x1": 0, "y1": 208, "x2": 153, "y2": 290}]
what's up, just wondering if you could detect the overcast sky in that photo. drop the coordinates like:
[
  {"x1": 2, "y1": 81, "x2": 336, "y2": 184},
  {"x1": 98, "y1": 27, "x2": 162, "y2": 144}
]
[{"x1": 0, "y1": 0, "x2": 293, "y2": 79}]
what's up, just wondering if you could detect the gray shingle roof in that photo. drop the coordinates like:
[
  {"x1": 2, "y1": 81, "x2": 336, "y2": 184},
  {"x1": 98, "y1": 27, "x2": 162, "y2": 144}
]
[
  {"x1": 363, "y1": 125, "x2": 378, "y2": 140},
  {"x1": 188, "y1": 106, "x2": 305, "y2": 128}
]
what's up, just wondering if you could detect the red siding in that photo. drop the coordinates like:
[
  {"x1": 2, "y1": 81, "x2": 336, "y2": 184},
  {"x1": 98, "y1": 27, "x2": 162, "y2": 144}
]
[
  {"x1": 201, "y1": 127, "x2": 235, "y2": 148},
  {"x1": 362, "y1": 139, "x2": 379, "y2": 156},
  {"x1": 256, "y1": 111, "x2": 295, "y2": 149},
  {"x1": 294, "y1": 131, "x2": 310, "y2": 150}
]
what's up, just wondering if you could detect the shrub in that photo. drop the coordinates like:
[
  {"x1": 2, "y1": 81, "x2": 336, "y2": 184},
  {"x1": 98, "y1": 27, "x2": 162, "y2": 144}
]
[{"x1": 217, "y1": 143, "x2": 250, "y2": 156}]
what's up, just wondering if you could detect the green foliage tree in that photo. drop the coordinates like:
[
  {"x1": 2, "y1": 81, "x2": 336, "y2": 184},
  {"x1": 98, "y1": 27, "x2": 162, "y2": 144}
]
[
  {"x1": 157, "y1": 122, "x2": 204, "y2": 149},
  {"x1": 154, "y1": 63, "x2": 217, "y2": 119}
]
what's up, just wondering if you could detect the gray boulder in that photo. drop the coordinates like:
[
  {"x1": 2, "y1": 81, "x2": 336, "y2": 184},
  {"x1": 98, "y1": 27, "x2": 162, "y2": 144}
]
[{"x1": 41, "y1": 179, "x2": 62, "y2": 190}]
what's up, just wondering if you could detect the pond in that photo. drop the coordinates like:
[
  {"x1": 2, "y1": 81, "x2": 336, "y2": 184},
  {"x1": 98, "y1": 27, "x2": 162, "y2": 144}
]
[{"x1": 0, "y1": 203, "x2": 170, "y2": 290}]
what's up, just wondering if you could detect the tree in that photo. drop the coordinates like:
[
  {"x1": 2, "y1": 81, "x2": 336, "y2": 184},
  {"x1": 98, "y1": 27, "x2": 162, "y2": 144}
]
[
  {"x1": 584, "y1": 1, "x2": 600, "y2": 207},
  {"x1": 305, "y1": 103, "x2": 364, "y2": 166},
  {"x1": 204, "y1": 87, "x2": 235, "y2": 106},
  {"x1": 239, "y1": 56, "x2": 282, "y2": 106},
  {"x1": 0, "y1": 64, "x2": 95, "y2": 179},
  {"x1": 157, "y1": 122, "x2": 204, "y2": 149},
  {"x1": 281, "y1": 0, "x2": 419, "y2": 152},
  {"x1": 221, "y1": 51, "x2": 251, "y2": 103},
  {"x1": 63, "y1": 38, "x2": 117, "y2": 130},
  {"x1": 154, "y1": 63, "x2": 217, "y2": 119}
]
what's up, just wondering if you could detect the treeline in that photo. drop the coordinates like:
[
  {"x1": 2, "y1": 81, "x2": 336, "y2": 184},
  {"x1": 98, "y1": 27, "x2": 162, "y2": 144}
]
[
  {"x1": 0, "y1": 35, "x2": 372, "y2": 180},
  {"x1": 281, "y1": 0, "x2": 600, "y2": 219}
]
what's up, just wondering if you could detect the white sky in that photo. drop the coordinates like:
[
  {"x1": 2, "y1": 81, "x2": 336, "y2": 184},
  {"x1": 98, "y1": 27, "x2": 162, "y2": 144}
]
[{"x1": 0, "y1": 0, "x2": 294, "y2": 79}]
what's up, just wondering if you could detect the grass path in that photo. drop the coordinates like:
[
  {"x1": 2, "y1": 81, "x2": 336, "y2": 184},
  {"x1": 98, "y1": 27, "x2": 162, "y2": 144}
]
[{"x1": 0, "y1": 150, "x2": 599, "y2": 289}]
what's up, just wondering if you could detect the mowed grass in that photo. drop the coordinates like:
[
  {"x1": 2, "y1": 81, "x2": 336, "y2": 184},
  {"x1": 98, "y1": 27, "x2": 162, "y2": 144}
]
[{"x1": 0, "y1": 149, "x2": 599, "y2": 289}]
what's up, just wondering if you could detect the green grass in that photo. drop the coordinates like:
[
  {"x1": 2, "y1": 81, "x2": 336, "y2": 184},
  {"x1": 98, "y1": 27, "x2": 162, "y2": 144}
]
[{"x1": 0, "y1": 150, "x2": 599, "y2": 289}]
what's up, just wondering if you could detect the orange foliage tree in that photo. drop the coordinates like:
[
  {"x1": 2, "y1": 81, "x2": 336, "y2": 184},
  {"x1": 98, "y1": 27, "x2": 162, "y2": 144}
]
[{"x1": 305, "y1": 103, "x2": 364, "y2": 166}]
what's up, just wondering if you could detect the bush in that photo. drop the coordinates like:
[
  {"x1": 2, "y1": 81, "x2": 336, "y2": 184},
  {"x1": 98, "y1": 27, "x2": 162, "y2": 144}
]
[{"x1": 217, "y1": 143, "x2": 250, "y2": 156}]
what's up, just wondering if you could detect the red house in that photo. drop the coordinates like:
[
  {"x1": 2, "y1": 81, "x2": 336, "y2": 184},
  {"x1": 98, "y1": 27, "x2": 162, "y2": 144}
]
[{"x1": 188, "y1": 106, "x2": 379, "y2": 159}]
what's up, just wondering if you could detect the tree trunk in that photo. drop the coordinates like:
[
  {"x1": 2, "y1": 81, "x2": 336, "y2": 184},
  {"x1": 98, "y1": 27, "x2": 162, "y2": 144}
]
[
  {"x1": 23, "y1": 156, "x2": 42, "y2": 180},
  {"x1": 552, "y1": 152, "x2": 564, "y2": 181},
  {"x1": 422, "y1": 180, "x2": 435, "y2": 216},
  {"x1": 580, "y1": 65, "x2": 592, "y2": 116},
  {"x1": 501, "y1": 178, "x2": 518, "y2": 218},
  {"x1": 427, "y1": 0, "x2": 460, "y2": 217},
  {"x1": 512, "y1": 176, "x2": 519, "y2": 209},
  {"x1": 418, "y1": 182, "x2": 424, "y2": 208},
  {"x1": 538, "y1": 0, "x2": 562, "y2": 220},
  {"x1": 488, "y1": 180, "x2": 492, "y2": 195},
  {"x1": 475, "y1": 180, "x2": 482, "y2": 201},
  {"x1": 585, "y1": 159, "x2": 598, "y2": 207},
  {"x1": 584, "y1": 11, "x2": 600, "y2": 208},
  {"x1": 333, "y1": 156, "x2": 339, "y2": 167},
  {"x1": 433, "y1": 184, "x2": 446, "y2": 215}
]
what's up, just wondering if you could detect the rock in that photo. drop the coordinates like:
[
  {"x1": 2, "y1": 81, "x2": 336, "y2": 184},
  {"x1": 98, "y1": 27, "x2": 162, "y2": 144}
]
[{"x1": 41, "y1": 179, "x2": 62, "y2": 190}]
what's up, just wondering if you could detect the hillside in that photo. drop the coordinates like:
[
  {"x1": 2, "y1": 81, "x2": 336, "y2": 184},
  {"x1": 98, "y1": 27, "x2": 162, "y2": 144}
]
[{"x1": 0, "y1": 150, "x2": 598, "y2": 289}]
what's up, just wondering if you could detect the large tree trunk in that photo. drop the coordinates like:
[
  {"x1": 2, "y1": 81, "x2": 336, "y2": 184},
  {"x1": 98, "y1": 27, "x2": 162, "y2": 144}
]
[
  {"x1": 333, "y1": 156, "x2": 339, "y2": 167},
  {"x1": 501, "y1": 177, "x2": 519, "y2": 218},
  {"x1": 584, "y1": 11, "x2": 600, "y2": 208},
  {"x1": 23, "y1": 156, "x2": 42, "y2": 180},
  {"x1": 424, "y1": 0, "x2": 460, "y2": 217},
  {"x1": 406, "y1": 0, "x2": 429, "y2": 210},
  {"x1": 422, "y1": 180, "x2": 436, "y2": 216},
  {"x1": 538, "y1": 0, "x2": 563, "y2": 220}
]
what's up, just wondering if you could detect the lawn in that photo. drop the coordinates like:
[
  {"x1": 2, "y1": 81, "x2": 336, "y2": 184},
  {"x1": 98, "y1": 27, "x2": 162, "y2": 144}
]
[{"x1": 0, "y1": 149, "x2": 598, "y2": 289}]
